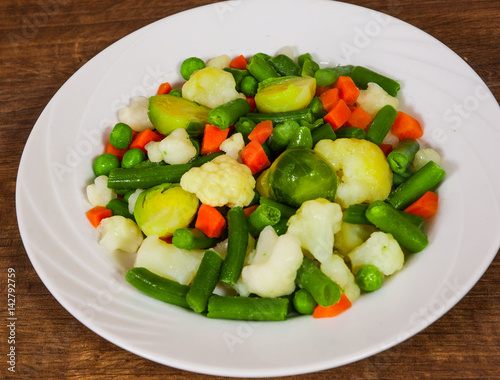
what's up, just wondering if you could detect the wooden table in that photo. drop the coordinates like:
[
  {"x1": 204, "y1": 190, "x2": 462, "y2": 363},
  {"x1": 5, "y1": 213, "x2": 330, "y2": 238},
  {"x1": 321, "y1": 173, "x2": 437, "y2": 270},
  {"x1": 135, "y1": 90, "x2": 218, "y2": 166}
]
[{"x1": 1, "y1": 0, "x2": 499, "y2": 378}]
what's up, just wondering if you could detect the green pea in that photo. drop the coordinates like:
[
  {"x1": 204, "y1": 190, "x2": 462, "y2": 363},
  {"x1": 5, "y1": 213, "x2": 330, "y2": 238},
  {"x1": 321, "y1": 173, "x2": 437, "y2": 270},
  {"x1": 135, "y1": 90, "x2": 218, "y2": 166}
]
[
  {"x1": 93, "y1": 153, "x2": 120, "y2": 176},
  {"x1": 180, "y1": 57, "x2": 205, "y2": 80},
  {"x1": 356, "y1": 265, "x2": 384, "y2": 292},
  {"x1": 121, "y1": 148, "x2": 146, "y2": 169},
  {"x1": 240, "y1": 75, "x2": 258, "y2": 97},
  {"x1": 109, "y1": 123, "x2": 133, "y2": 149}
]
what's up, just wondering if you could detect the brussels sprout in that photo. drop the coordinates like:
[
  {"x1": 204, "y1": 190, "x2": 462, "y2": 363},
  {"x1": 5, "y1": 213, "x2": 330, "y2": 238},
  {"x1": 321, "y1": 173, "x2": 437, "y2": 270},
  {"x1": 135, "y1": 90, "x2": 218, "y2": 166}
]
[
  {"x1": 134, "y1": 183, "x2": 199, "y2": 238},
  {"x1": 257, "y1": 147, "x2": 337, "y2": 208},
  {"x1": 148, "y1": 94, "x2": 210, "y2": 136},
  {"x1": 255, "y1": 76, "x2": 316, "y2": 113}
]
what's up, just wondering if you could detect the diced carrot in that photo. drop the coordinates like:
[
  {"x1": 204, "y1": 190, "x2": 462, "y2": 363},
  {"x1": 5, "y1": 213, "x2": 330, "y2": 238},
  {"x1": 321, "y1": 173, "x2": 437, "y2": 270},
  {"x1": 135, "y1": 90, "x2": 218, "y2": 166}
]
[
  {"x1": 246, "y1": 96, "x2": 256, "y2": 112},
  {"x1": 404, "y1": 191, "x2": 439, "y2": 219},
  {"x1": 312, "y1": 293, "x2": 352, "y2": 319},
  {"x1": 334, "y1": 76, "x2": 360, "y2": 105},
  {"x1": 160, "y1": 236, "x2": 173, "y2": 244},
  {"x1": 86, "y1": 206, "x2": 113, "y2": 228},
  {"x1": 316, "y1": 84, "x2": 334, "y2": 97},
  {"x1": 248, "y1": 120, "x2": 273, "y2": 144},
  {"x1": 230, "y1": 54, "x2": 248, "y2": 70},
  {"x1": 391, "y1": 111, "x2": 424, "y2": 140},
  {"x1": 319, "y1": 88, "x2": 340, "y2": 112},
  {"x1": 241, "y1": 141, "x2": 271, "y2": 175},
  {"x1": 129, "y1": 129, "x2": 164, "y2": 153},
  {"x1": 243, "y1": 205, "x2": 259, "y2": 218},
  {"x1": 379, "y1": 143, "x2": 394, "y2": 156},
  {"x1": 201, "y1": 124, "x2": 230, "y2": 155},
  {"x1": 345, "y1": 106, "x2": 373, "y2": 130},
  {"x1": 323, "y1": 99, "x2": 352, "y2": 130},
  {"x1": 105, "y1": 142, "x2": 127, "y2": 160},
  {"x1": 195, "y1": 204, "x2": 227, "y2": 238},
  {"x1": 157, "y1": 82, "x2": 172, "y2": 95}
]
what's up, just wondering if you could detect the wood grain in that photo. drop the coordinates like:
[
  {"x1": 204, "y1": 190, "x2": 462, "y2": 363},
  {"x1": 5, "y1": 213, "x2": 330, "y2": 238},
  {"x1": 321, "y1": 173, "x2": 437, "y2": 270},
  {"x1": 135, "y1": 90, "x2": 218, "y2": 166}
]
[{"x1": 1, "y1": 0, "x2": 499, "y2": 378}]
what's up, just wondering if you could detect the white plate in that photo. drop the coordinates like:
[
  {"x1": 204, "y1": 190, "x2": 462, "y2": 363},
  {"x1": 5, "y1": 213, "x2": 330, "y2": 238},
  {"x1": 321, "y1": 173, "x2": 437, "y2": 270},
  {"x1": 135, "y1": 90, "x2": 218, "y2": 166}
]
[{"x1": 16, "y1": 0, "x2": 500, "y2": 377}]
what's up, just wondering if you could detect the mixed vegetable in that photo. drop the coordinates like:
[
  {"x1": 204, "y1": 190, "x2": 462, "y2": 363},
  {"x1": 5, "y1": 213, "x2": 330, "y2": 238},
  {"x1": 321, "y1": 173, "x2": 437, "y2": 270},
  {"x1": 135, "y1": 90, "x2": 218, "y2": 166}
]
[{"x1": 85, "y1": 49, "x2": 445, "y2": 321}]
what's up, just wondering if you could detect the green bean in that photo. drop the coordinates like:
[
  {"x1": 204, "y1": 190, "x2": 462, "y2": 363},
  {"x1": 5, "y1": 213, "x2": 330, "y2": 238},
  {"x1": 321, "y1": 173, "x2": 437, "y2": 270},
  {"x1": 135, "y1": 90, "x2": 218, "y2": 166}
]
[
  {"x1": 300, "y1": 118, "x2": 324, "y2": 131},
  {"x1": 350, "y1": 66, "x2": 400, "y2": 97},
  {"x1": 393, "y1": 166, "x2": 413, "y2": 187},
  {"x1": 180, "y1": 57, "x2": 205, "y2": 80},
  {"x1": 366, "y1": 105, "x2": 398, "y2": 146},
  {"x1": 247, "y1": 204, "x2": 281, "y2": 236},
  {"x1": 287, "y1": 126, "x2": 313, "y2": 149},
  {"x1": 208, "y1": 98, "x2": 251, "y2": 130},
  {"x1": 219, "y1": 206, "x2": 249, "y2": 286},
  {"x1": 343, "y1": 203, "x2": 371, "y2": 225},
  {"x1": 272, "y1": 217, "x2": 289, "y2": 236},
  {"x1": 234, "y1": 117, "x2": 256, "y2": 142},
  {"x1": 246, "y1": 54, "x2": 280, "y2": 82},
  {"x1": 307, "y1": 96, "x2": 327, "y2": 119},
  {"x1": 311, "y1": 123, "x2": 337, "y2": 145},
  {"x1": 388, "y1": 138, "x2": 420, "y2": 174},
  {"x1": 190, "y1": 152, "x2": 223, "y2": 167},
  {"x1": 106, "y1": 198, "x2": 134, "y2": 220},
  {"x1": 259, "y1": 197, "x2": 297, "y2": 219},
  {"x1": 295, "y1": 257, "x2": 341, "y2": 307},
  {"x1": 125, "y1": 267, "x2": 190, "y2": 308},
  {"x1": 344, "y1": 203, "x2": 424, "y2": 228},
  {"x1": 314, "y1": 69, "x2": 338, "y2": 86},
  {"x1": 301, "y1": 59, "x2": 319, "y2": 77},
  {"x1": 172, "y1": 228, "x2": 216, "y2": 251},
  {"x1": 335, "y1": 126, "x2": 367, "y2": 140},
  {"x1": 107, "y1": 164, "x2": 192, "y2": 190},
  {"x1": 387, "y1": 160, "x2": 445, "y2": 210},
  {"x1": 365, "y1": 200, "x2": 428, "y2": 253},
  {"x1": 223, "y1": 67, "x2": 250, "y2": 91},
  {"x1": 186, "y1": 250, "x2": 223, "y2": 313},
  {"x1": 168, "y1": 88, "x2": 182, "y2": 97},
  {"x1": 245, "y1": 109, "x2": 314, "y2": 125},
  {"x1": 207, "y1": 295, "x2": 289, "y2": 321},
  {"x1": 293, "y1": 288, "x2": 317, "y2": 315},
  {"x1": 268, "y1": 54, "x2": 301, "y2": 76}
]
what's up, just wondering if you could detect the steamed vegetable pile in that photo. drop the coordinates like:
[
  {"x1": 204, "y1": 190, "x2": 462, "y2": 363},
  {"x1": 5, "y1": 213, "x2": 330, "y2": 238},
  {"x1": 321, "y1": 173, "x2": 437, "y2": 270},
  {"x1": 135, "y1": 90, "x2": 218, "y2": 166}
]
[{"x1": 85, "y1": 49, "x2": 445, "y2": 321}]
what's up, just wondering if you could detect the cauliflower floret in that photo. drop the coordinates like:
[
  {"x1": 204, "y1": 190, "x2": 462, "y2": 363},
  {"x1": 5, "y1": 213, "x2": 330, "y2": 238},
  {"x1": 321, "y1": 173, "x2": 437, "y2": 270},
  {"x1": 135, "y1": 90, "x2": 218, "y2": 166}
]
[
  {"x1": 348, "y1": 231, "x2": 404, "y2": 276},
  {"x1": 144, "y1": 141, "x2": 163, "y2": 162},
  {"x1": 206, "y1": 54, "x2": 231, "y2": 69},
  {"x1": 287, "y1": 199, "x2": 343, "y2": 263},
  {"x1": 314, "y1": 139, "x2": 393, "y2": 209},
  {"x1": 134, "y1": 235, "x2": 204, "y2": 285},
  {"x1": 180, "y1": 154, "x2": 255, "y2": 207},
  {"x1": 97, "y1": 215, "x2": 143, "y2": 253},
  {"x1": 412, "y1": 148, "x2": 442, "y2": 172},
  {"x1": 158, "y1": 128, "x2": 197, "y2": 165},
  {"x1": 118, "y1": 96, "x2": 154, "y2": 132},
  {"x1": 240, "y1": 226, "x2": 303, "y2": 298},
  {"x1": 182, "y1": 67, "x2": 245, "y2": 108},
  {"x1": 334, "y1": 222, "x2": 377, "y2": 258},
  {"x1": 86, "y1": 175, "x2": 116, "y2": 207},
  {"x1": 356, "y1": 82, "x2": 399, "y2": 118},
  {"x1": 127, "y1": 188, "x2": 144, "y2": 215},
  {"x1": 145, "y1": 129, "x2": 197, "y2": 164},
  {"x1": 220, "y1": 132, "x2": 245, "y2": 162},
  {"x1": 321, "y1": 254, "x2": 360, "y2": 302}
]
